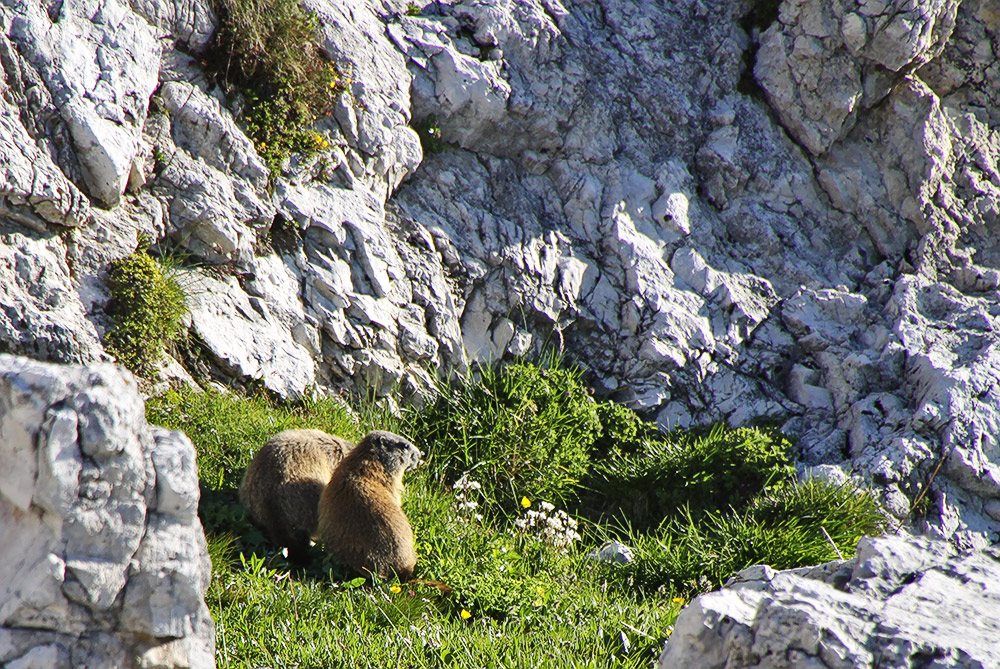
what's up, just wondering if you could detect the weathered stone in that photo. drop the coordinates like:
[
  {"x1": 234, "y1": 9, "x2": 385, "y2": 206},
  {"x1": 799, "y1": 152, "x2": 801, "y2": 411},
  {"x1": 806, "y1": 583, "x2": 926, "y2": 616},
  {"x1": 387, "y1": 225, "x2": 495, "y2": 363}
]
[
  {"x1": 754, "y1": 0, "x2": 960, "y2": 156},
  {"x1": 0, "y1": 226, "x2": 104, "y2": 364},
  {"x1": 127, "y1": 0, "x2": 217, "y2": 52},
  {"x1": 184, "y1": 267, "x2": 317, "y2": 398},
  {"x1": 659, "y1": 535, "x2": 1000, "y2": 669},
  {"x1": 0, "y1": 355, "x2": 213, "y2": 668},
  {"x1": 3, "y1": 0, "x2": 161, "y2": 207}
]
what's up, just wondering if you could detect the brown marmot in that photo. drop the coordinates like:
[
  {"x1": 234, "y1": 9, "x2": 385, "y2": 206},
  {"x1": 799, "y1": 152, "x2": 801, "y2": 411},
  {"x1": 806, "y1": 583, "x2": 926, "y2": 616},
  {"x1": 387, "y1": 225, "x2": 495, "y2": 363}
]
[
  {"x1": 239, "y1": 428, "x2": 355, "y2": 564},
  {"x1": 317, "y1": 430, "x2": 422, "y2": 580}
]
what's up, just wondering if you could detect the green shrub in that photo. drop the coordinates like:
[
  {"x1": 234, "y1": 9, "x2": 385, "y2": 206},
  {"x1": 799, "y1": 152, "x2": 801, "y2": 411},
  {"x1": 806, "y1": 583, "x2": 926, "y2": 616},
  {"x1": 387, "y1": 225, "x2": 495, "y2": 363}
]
[
  {"x1": 105, "y1": 248, "x2": 187, "y2": 376},
  {"x1": 626, "y1": 478, "x2": 887, "y2": 592},
  {"x1": 591, "y1": 400, "x2": 659, "y2": 455},
  {"x1": 209, "y1": 0, "x2": 347, "y2": 177},
  {"x1": 407, "y1": 360, "x2": 602, "y2": 508},
  {"x1": 585, "y1": 423, "x2": 795, "y2": 530}
]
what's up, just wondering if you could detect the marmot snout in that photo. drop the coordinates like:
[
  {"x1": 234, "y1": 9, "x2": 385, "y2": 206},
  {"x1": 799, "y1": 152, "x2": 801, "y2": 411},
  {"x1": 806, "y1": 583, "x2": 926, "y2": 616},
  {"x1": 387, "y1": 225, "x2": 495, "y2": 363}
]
[
  {"x1": 239, "y1": 428, "x2": 354, "y2": 563},
  {"x1": 317, "y1": 430, "x2": 422, "y2": 580}
]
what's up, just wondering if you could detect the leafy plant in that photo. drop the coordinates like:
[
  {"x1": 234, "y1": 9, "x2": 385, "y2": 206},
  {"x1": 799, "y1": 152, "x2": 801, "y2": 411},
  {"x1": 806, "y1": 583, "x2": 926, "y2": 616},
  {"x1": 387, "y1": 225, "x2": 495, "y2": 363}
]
[
  {"x1": 414, "y1": 114, "x2": 446, "y2": 154},
  {"x1": 584, "y1": 423, "x2": 795, "y2": 530},
  {"x1": 625, "y1": 478, "x2": 887, "y2": 593},
  {"x1": 408, "y1": 358, "x2": 602, "y2": 508},
  {"x1": 208, "y1": 0, "x2": 348, "y2": 177},
  {"x1": 105, "y1": 246, "x2": 188, "y2": 375}
]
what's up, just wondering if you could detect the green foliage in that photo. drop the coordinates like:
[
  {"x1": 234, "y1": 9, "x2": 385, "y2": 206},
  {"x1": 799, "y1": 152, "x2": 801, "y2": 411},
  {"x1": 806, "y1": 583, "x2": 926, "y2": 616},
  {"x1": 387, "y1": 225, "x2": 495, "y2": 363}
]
[
  {"x1": 209, "y1": 0, "x2": 347, "y2": 177},
  {"x1": 147, "y1": 356, "x2": 889, "y2": 668},
  {"x1": 414, "y1": 114, "x2": 446, "y2": 154},
  {"x1": 408, "y1": 359, "x2": 601, "y2": 508},
  {"x1": 592, "y1": 400, "x2": 659, "y2": 455},
  {"x1": 586, "y1": 423, "x2": 796, "y2": 530},
  {"x1": 625, "y1": 478, "x2": 887, "y2": 593},
  {"x1": 105, "y1": 248, "x2": 187, "y2": 376}
]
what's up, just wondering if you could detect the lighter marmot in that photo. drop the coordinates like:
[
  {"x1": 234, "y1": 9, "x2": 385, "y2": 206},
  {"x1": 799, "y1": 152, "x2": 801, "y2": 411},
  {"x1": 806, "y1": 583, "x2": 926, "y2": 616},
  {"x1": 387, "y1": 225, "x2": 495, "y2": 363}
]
[
  {"x1": 317, "y1": 430, "x2": 422, "y2": 580},
  {"x1": 239, "y1": 428, "x2": 354, "y2": 564}
]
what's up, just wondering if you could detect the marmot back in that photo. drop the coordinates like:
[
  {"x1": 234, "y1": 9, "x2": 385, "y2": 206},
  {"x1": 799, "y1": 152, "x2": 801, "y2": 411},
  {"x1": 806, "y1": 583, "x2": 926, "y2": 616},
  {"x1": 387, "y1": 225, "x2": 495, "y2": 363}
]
[
  {"x1": 240, "y1": 428, "x2": 354, "y2": 564},
  {"x1": 317, "y1": 430, "x2": 422, "y2": 580}
]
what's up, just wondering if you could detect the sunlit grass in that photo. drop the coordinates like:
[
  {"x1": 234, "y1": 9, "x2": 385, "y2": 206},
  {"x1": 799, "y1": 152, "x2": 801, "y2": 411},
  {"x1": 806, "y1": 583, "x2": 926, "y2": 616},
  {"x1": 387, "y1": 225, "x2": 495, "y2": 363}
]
[{"x1": 149, "y1": 358, "x2": 886, "y2": 667}]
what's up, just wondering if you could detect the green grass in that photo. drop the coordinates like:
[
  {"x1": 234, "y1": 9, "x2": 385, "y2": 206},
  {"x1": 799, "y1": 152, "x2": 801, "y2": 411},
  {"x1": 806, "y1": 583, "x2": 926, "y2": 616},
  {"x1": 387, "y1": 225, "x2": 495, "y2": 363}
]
[
  {"x1": 105, "y1": 246, "x2": 188, "y2": 375},
  {"x1": 409, "y1": 357, "x2": 601, "y2": 509},
  {"x1": 148, "y1": 359, "x2": 888, "y2": 668},
  {"x1": 207, "y1": 0, "x2": 348, "y2": 178},
  {"x1": 583, "y1": 424, "x2": 796, "y2": 531}
]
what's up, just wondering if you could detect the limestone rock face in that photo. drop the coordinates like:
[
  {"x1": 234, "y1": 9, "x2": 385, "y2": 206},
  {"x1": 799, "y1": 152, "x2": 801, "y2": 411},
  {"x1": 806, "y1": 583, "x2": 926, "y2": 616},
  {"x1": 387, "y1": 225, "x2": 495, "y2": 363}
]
[
  {"x1": 4, "y1": 0, "x2": 161, "y2": 207},
  {"x1": 755, "y1": 0, "x2": 960, "y2": 156},
  {"x1": 0, "y1": 354, "x2": 214, "y2": 668},
  {"x1": 1, "y1": 0, "x2": 999, "y2": 551},
  {"x1": 658, "y1": 535, "x2": 1000, "y2": 668}
]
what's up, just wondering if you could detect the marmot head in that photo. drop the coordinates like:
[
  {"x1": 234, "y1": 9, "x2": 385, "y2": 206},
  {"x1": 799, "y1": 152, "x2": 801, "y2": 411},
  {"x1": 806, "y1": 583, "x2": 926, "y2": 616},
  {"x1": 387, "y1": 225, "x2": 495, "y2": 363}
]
[{"x1": 359, "y1": 430, "x2": 422, "y2": 475}]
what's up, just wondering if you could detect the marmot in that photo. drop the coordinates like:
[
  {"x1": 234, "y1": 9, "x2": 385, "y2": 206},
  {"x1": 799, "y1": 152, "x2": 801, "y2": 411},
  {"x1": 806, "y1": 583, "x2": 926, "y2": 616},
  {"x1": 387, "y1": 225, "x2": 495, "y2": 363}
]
[
  {"x1": 239, "y1": 428, "x2": 355, "y2": 564},
  {"x1": 317, "y1": 430, "x2": 422, "y2": 580}
]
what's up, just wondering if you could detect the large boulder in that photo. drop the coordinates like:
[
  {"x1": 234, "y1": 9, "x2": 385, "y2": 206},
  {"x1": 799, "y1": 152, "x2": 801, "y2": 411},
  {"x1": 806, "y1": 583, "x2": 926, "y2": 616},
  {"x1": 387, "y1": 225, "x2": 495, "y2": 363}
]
[
  {"x1": 0, "y1": 354, "x2": 214, "y2": 668},
  {"x1": 659, "y1": 535, "x2": 1000, "y2": 668}
]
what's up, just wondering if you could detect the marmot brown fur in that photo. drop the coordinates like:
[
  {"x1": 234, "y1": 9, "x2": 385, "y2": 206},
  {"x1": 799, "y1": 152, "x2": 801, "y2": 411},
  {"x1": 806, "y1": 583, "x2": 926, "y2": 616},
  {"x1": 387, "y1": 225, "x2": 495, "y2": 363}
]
[
  {"x1": 239, "y1": 428, "x2": 354, "y2": 564},
  {"x1": 317, "y1": 430, "x2": 422, "y2": 580}
]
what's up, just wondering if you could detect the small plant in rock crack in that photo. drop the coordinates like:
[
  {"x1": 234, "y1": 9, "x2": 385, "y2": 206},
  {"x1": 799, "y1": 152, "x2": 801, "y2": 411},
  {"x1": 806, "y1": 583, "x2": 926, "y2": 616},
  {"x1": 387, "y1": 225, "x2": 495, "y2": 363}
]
[
  {"x1": 105, "y1": 244, "x2": 188, "y2": 376},
  {"x1": 207, "y1": 0, "x2": 351, "y2": 178}
]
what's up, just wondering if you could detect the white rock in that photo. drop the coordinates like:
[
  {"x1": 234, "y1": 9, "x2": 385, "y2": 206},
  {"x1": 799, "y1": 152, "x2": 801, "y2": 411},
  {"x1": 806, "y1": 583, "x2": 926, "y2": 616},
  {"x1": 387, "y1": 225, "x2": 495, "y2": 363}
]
[
  {"x1": 660, "y1": 535, "x2": 1000, "y2": 669},
  {"x1": 0, "y1": 355, "x2": 213, "y2": 667},
  {"x1": 586, "y1": 540, "x2": 634, "y2": 565},
  {"x1": 184, "y1": 269, "x2": 317, "y2": 398},
  {"x1": 6, "y1": 0, "x2": 161, "y2": 207}
]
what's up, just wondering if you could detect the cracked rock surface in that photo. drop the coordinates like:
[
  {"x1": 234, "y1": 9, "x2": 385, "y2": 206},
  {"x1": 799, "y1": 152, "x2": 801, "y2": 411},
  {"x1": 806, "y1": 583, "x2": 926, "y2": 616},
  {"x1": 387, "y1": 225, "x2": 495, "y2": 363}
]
[
  {"x1": 0, "y1": 354, "x2": 214, "y2": 668},
  {"x1": 658, "y1": 535, "x2": 1000, "y2": 668}
]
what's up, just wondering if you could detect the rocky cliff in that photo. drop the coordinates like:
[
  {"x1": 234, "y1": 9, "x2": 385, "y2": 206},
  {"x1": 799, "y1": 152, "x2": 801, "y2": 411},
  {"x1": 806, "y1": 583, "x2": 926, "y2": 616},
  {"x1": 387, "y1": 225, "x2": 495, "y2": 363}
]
[{"x1": 1, "y1": 0, "x2": 998, "y2": 571}]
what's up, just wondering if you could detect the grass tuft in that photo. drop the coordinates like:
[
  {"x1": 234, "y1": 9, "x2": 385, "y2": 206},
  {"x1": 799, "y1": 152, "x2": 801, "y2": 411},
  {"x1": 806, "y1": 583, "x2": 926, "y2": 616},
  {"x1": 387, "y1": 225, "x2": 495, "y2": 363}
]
[
  {"x1": 625, "y1": 478, "x2": 887, "y2": 592},
  {"x1": 408, "y1": 357, "x2": 601, "y2": 509},
  {"x1": 105, "y1": 246, "x2": 187, "y2": 376},
  {"x1": 584, "y1": 423, "x2": 796, "y2": 531},
  {"x1": 208, "y1": 0, "x2": 348, "y2": 177}
]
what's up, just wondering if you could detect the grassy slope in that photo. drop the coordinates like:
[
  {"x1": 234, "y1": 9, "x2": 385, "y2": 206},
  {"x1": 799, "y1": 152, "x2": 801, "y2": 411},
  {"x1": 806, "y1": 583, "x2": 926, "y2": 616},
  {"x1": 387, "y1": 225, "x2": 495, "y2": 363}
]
[{"x1": 148, "y1": 362, "x2": 885, "y2": 668}]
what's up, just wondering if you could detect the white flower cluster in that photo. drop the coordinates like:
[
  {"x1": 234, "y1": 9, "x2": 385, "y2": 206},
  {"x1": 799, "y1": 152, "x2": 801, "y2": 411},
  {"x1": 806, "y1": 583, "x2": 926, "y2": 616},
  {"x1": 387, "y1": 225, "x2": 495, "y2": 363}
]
[
  {"x1": 514, "y1": 501, "x2": 581, "y2": 550},
  {"x1": 452, "y1": 472, "x2": 484, "y2": 522}
]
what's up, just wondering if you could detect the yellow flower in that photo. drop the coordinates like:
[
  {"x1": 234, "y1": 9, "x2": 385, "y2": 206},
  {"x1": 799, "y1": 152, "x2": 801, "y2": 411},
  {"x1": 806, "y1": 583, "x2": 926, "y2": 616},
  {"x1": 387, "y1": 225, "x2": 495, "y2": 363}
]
[
  {"x1": 460, "y1": 609, "x2": 472, "y2": 619},
  {"x1": 390, "y1": 585, "x2": 402, "y2": 594},
  {"x1": 672, "y1": 597, "x2": 685, "y2": 604},
  {"x1": 521, "y1": 496, "x2": 531, "y2": 508}
]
